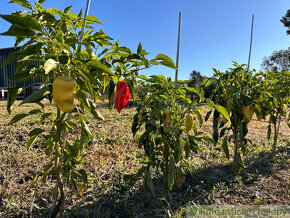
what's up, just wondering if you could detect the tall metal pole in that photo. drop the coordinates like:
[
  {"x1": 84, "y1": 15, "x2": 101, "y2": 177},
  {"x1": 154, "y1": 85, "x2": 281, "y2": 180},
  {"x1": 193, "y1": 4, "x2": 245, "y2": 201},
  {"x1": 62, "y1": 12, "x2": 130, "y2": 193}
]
[
  {"x1": 287, "y1": 47, "x2": 289, "y2": 71},
  {"x1": 78, "y1": 0, "x2": 92, "y2": 51},
  {"x1": 175, "y1": 12, "x2": 182, "y2": 83},
  {"x1": 247, "y1": 14, "x2": 254, "y2": 72}
]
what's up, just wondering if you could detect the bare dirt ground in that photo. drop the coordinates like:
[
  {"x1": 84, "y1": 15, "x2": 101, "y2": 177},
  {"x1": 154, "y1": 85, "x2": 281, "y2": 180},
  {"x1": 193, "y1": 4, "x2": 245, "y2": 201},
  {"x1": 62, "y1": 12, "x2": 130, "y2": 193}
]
[{"x1": 0, "y1": 100, "x2": 289, "y2": 217}]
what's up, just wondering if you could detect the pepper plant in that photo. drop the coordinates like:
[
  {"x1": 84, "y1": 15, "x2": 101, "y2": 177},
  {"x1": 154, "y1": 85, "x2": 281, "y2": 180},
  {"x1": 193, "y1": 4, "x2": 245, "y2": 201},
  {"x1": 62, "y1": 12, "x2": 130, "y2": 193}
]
[
  {"x1": 202, "y1": 63, "x2": 264, "y2": 172},
  {"x1": 130, "y1": 75, "x2": 223, "y2": 200},
  {"x1": 260, "y1": 71, "x2": 290, "y2": 153},
  {"x1": 1, "y1": 0, "x2": 176, "y2": 217}
]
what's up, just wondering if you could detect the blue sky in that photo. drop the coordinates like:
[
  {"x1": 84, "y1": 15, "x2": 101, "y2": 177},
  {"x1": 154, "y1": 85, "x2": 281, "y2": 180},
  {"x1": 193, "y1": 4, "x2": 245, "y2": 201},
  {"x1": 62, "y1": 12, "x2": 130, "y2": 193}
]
[{"x1": 0, "y1": 0, "x2": 289, "y2": 80}]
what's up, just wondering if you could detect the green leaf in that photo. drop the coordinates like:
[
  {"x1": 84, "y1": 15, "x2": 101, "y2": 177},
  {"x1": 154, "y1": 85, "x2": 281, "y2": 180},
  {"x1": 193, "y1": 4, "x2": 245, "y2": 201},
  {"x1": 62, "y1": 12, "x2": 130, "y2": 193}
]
[
  {"x1": 1, "y1": 51, "x2": 21, "y2": 68},
  {"x1": 0, "y1": 14, "x2": 41, "y2": 31},
  {"x1": 214, "y1": 104, "x2": 230, "y2": 122},
  {"x1": 281, "y1": 71, "x2": 290, "y2": 77},
  {"x1": 132, "y1": 113, "x2": 139, "y2": 136},
  {"x1": 154, "y1": 54, "x2": 176, "y2": 69},
  {"x1": 137, "y1": 43, "x2": 143, "y2": 55},
  {"x1": 68, "y1": 12, "x2": 78, "y2": 20},
  {"x1": 179, "y1": 95, "x2": 192, "y2": 104},
  {"x1": 213, "y1": 109, "x2": 219, "y2": 143},
  {"x1": 1, "y1": 43, "x2": 42, "y2": 67},
  {"x1": 7, "y1": 87, "x2": 23, "y2": 114},
  {"x1": 28, "y1": 108, "x2": 42, "y2": 115},
  {"x1": 29, "y1": 128, "x2": 45, "y2": 137},
  {"x1": 1, "y1": 24, "x2": 35, "y2": 37},
  {"x1": 8, "y1": 0, "x2": 33, "y2": 9},
  {"x1": 38, "y1": 112, "x2": 52, "y2": 123},
  {"x1": 89, "y1": 101, "x2": 105, "y2": 121},
  {"x1": 220, "y1": 127, "x2": 227, "y2": 138},
  {"x1": 221, "y1": 137, "x2": 230, "y2": 159},
  {"x1": 42, "y1": 163, "x2": 53, "y2": 182},
  {"x1": 124, "y1": 166, "x2": 147, "y2": 182},
  {"x1": 273, "y1": 97, "x2": 278, "y2": 108},
  {"x1": 8, "y1": 108, "x2": 41, "y2": 125},
  {"x1": 44, "y1": 59, "x2": 58, "y2": 74},
  {"x1": 205, "y1": 98, "x2": 214, "y2": 108},
  {"x1": 201, "y1": 78, "x2": 209, "y2": 87},
  {"x1": 183, "y1": 86, "x2": 199, "y2": 94},
  {"x1": 138, "y1": 75, "x2": 148, "y2": 81},
  {"x1": 82, "y1": 120, "x2": 92, "y2": 137},
  {"x1": 10, "y1": 70, "x2": 39, "y2": 82},
  {"x1": 20, "y1": 86, "x2": 50, "y2": 105},
  {"x1": 108, "y1": 80, "x2": 115, "y2": 111},
  {"x1": 78, "y1": 169, "x2": 88, "y2": 183},
  {"x1": 150, "y1": 75, "x2": 167, "y2": 83},
  {"x1": 26, "y1": 135, "x2": 38, "y2": 150},
  {"x1": 64, "y1": 5, "x2": 73, "y2": 14},
  {"x1": 144, "y1": 168, "x2": 155, "y2": 197},
  {"x1": 195, "y1": 109, "x2": 204, "y2": 127},
  {"x1": 38, "y1": 0, "x2": 46, "y2": 5},
  {"x1": 85, "y1": 60, "x2": 114, "y2": 76},
  {"x1": 200, "y1": 136, "x2": 215, "y2": 144},
  {"x1": 55, "y1": 30, "x2": 63, "y2": 43},
  {"x1": 8, "y1": 113, "x2": 28, "y2": 125},
  {"x1": 85, "y1": 15, "x2": 103, "y2": 25},
  {"x1": 126, "y1": 78, "x2": 135, "y2": 101},
  {"x1": 205, "y1": 110, "x2": 212, "y2": 122},
  {"x1": 205, "y1": 79, "x2": 216, "y2": 87}
]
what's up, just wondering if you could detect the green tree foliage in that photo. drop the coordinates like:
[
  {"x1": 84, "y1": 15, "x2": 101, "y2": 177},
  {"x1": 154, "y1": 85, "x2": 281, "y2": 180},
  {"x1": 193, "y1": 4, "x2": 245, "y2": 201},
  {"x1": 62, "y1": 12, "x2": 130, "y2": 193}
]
[
  {"x1": 187, "y1": 70, "x2": 206, "y2": 101},
  {"x1": 281, "y1": 9, "x2": 290, "y2": 35},
  {"x1": 261, "y1": 47, "x2": 290, "y2": 72},
  {"x1": 188, "y1": 70, "x2": 205, "y2": 91}
]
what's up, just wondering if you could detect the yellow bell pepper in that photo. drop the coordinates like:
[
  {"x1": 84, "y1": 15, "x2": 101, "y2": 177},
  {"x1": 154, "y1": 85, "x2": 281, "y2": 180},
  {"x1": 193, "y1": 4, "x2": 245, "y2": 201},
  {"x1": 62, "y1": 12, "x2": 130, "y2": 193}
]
[
  {"x1": 53, "y1": 76, "x2": 76, "y2": 112},
  {"x1": 163, "y1": 109, "x2": 172, "y2": 130},
  {"x1": 184, "y1": 113, "x2": 194, "y2": 133},
  {"x1": 222, "y1": 100, "x2": 233, "y2": 123},
  {"x1": 242, "y1": 105, "x2": 254, "y2": 123}
]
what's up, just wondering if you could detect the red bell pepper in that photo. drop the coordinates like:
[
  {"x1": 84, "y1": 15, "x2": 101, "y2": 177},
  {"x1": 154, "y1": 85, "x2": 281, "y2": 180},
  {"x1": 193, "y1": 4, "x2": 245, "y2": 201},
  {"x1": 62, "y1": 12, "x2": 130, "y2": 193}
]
[{"x1": 115, "y1": 81, "x2": 131, "y2": 113}]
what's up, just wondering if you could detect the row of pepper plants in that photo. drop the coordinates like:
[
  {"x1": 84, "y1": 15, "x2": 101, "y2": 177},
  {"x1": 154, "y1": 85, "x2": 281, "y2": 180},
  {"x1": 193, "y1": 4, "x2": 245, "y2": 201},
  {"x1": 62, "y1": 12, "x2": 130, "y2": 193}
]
[
  {"x1": 1, "y1": 0, "x2": 289, "y2": 216},
  {"x1": 128, "y1": 64, "x2": 289, "y2": 200},
  {"x1": 200, "y1": 63, "x2": 289, "y2": 172}
]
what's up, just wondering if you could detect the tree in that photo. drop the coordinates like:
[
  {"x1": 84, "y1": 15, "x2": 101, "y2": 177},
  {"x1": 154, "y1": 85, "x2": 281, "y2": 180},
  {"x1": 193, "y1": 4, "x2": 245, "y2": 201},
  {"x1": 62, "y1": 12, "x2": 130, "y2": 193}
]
[
  {"x1": 261, "y1": 47, "x2": 290, "y2": 72},
  {"x1": 188, "y1": 70, "x2": 205, "y2": 91},
  {"x1": 187, "y1": 70, "x2": 206, "y2": 100},
  {"x1": 281, "y1": 9, "x2": 290, "y2": 35}
]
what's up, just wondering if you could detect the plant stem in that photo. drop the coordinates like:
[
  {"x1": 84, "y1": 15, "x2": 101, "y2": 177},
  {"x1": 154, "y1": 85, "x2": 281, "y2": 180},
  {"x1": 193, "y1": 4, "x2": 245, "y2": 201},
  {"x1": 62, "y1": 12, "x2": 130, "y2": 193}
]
[
  {"x1": 162, "y1": 136, "x2": 171, "y2": 201},
  {"x1": 51, "y1": 109, "x2": 66, "y2": 218},
  {"x1": 272, "y1": 112, "x2": 281, "y2": 153},
  {"x1": 233, "y1": 129, "x2": 239, "y2": 164}
]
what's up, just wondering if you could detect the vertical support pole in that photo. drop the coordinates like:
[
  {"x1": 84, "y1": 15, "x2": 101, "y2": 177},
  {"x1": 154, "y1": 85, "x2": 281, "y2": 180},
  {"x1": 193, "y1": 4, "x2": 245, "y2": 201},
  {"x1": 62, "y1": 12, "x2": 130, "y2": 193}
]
[
  {"x1": 247, "y1": 14, "x2": 254, "y2": 72},
  {"x1": 286, "y1": 47, "x2": 289, "y2": 71},
  {"x1": 175, "y1": 12, "x2": 182, "y2": 84},
  {"x1": 78, "y1": 0, "x2": 92, "y2": 51}
]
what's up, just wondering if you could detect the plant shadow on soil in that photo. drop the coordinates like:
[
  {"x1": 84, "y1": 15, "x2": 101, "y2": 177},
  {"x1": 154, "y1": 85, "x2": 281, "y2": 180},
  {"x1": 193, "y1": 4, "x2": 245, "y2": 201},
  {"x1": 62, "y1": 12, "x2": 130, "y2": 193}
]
[{"x1": 40, "y1": 145, "x2": 289, "y2": 218}]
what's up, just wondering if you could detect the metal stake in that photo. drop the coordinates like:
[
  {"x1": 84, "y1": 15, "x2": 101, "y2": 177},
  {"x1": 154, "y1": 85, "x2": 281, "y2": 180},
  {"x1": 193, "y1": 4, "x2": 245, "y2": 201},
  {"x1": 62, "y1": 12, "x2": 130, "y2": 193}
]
[
  {"x1": 78, "y1": 0, "x2": 92, "y2": 51},
  {"x1": 175, "y1": 12, "x2": 182, "y2": 83},
  {"x1": 247, "y1": 14, "x2": 254, "y2": 72}
]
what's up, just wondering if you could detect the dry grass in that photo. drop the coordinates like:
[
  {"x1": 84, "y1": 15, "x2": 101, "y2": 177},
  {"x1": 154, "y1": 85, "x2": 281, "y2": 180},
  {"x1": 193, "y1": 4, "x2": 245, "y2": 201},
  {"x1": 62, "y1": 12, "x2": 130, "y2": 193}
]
[{"x1": 0, "y1": 100, "x2": 289, "y2": 217}]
